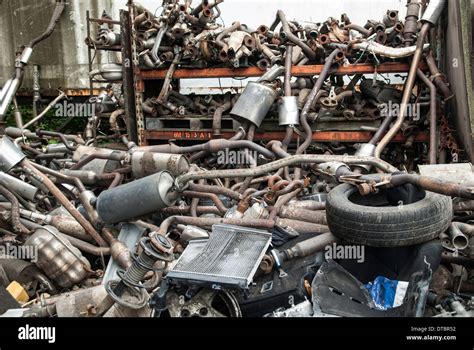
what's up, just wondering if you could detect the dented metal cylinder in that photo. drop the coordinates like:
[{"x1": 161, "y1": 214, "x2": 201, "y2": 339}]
[
  {"x1": 0, "y1": 137, "x2": 26, "y2": 172},
  {"x1": 25, "y1": 226, "x2": 91, "y2": 288},
  {"x1": 72, "y1": 145, "x2": 123, "y2": 174},
  {"x1": 179, "y1": 225, "x2": 209, "y2": 243},
  {"x1": 46, "y1": 143, "x2": 69, "y2": 154},
  {"x1": 230, "y1": 82, "x2": 277, "y2": 127},
  {"x1": 61, "y1": 170, "x2": 98, "y2": 185},
  {"x1": 96, "y1": 171, "x2": 178, "y2": 224},
  {"x1": 131, "y1": 152, "x2": 190, "y2": 178},
  {"x1": 279, "y1": 96, "x2": 300, "y2": 126},
  {"x1": 448, "y1": 223, "x2": 469, "y2": 250},
  {"x1": 354, "y1": 143, "x2": 376, "y2": 172},
  {"x1": 421, "y1": 0, "x2": 446, "y2": 26},
  {"x1": 0, "y1": 172, "x2": 39, "y2": 201},
  {"x1": 79, "y1": 190, "x2": 100, "y2": 225}
]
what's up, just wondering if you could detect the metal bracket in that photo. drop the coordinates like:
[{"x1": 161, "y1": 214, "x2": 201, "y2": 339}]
[{"x1": 339, "y1": 174, "x2": 391, "y2": 195}]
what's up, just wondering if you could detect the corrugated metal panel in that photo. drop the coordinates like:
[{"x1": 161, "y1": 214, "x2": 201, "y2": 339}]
[{"x1": 0, "y1": 0, "x2": 121, "y2": 91}]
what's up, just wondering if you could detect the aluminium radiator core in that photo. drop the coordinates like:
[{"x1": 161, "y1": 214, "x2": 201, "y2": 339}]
[{"x1": 167, "y1": 224, "x2": 272, "y2": 289}]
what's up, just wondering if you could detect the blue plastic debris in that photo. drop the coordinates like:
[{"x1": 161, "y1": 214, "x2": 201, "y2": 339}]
[{"x1": 365, "y1": 277, "x2": 409, "y2": 310}]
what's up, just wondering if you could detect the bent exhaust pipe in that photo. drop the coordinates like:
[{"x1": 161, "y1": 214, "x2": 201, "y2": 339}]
[
  {"x1": 448, "y1": 223, "x2": 469, "y2": 250},
  {"x1": 374, "y1": 0, "x2": 446, "y2": 158}
]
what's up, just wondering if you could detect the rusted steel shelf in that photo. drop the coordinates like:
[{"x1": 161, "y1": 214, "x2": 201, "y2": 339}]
[
  {"x1": 143, "y1": 130, "x2": 429, "y2": 144},
  {"x1": 139, "y1": 62, "x2": 420, "y2": 80},
  {"x1": 137, "y1": 60, "x2": 428, "y2": 145}
]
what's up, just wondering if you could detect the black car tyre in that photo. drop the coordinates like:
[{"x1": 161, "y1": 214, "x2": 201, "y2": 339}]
[{"x1": 326, "y1": 184, "x2": 452, "y2": 247}]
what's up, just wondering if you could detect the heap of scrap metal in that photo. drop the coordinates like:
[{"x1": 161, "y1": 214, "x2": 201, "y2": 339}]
[{"x1": 0, "y1": 0, "x2": 473, "y2": 318}]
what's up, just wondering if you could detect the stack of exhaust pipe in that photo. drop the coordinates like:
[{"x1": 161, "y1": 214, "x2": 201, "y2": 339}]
[{"x1": 3, "y1": 0, "x2": 472, "y2": 319}]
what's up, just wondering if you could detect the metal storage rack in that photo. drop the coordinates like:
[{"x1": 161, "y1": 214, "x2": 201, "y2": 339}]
[
  {"x1": 121, "y1": 3, "x2": 429, "y2": 147},
  {"x1": 86, "y1": 11, "x2": 122, "y2": 95}
]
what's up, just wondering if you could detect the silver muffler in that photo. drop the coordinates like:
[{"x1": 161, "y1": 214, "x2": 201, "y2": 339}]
[{"x1": 96, "y1": 171, "x2": 178, "y2": 224}]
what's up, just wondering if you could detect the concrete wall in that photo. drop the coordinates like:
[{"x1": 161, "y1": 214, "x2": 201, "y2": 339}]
[{"x1": 0, "y1": 0, "x2": 121, "y2": 91}]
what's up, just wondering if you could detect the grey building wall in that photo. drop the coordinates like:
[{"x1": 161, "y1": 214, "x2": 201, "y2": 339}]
[{"x1": 0, "y1": 0, "x2": 121, "y2": 92}]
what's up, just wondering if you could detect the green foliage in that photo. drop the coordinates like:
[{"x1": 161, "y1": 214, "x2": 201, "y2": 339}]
[{"x1": 5, "y1": 101, "x2": 88, "y2": 135}]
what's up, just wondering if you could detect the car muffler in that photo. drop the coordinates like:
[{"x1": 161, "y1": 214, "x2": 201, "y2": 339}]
[
  {"x1": 230, "y1": 82, "x2": 277, "y2": 127},
  {"x1": 278, "y1": 96, "x2": 300, "y2": 126},
  {"x1": 131, "y1": 152, "x2": 190, "y2": 178},
  {"x1": 96, "y1": 171, "x2": 178, "y2": 224},
  {"x1": 0, "y1": 137, "x2": 26, "y2": 172}
]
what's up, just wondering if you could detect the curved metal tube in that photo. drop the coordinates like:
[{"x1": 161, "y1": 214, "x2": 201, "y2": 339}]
[
  {"x1": 161, "y1": 206, "x2": 222, "y2": 216},
  {"x1": 21, "y1": 160, "x2": 107, "y2": 247},
  {"x1": 294, "y1": 49, "x2": 340, "y2": 179},
  {"x1": 279, "y1": 232, "x2": 338, "y2": 262},
  {"x1": 28, "y1": 0, "x2": 66, "y2": 48},
  {"x1": 109, "y1": 108, "x2": 126, "y2": 132},
  {"x1": 61, "y1": 233, "x2": 111, "y2": 256},
  {"x1": 157, "y1": 216, "x2": 275, "y2": 235},
  {"x1": 390, "y1": 173, "x2": 474, "y2": 199},
  {"x1": 374, "y1": 24, "x2": 430, "y2": 158},
  {"x1": 417, "y1": 69, "x2": 437, "y2": 164},
  {"x1": 182, "y1": 191, "x2": 228, "y2": 214},
  {"x1": 188, "y1": 183, "x2": 241, "y2": 201},
  {"x1": 150, "y1": 25, "x2": 169, "y2": 66},
  {"x1": 215, "y1": 21, "x2": 241, "y2": 59},
  {"x1": 345, "y1": 24, "x2": 372, "y2": 37},
  {"x1": 22, "y1": 92, "x2": 67, "y2": 129},
  {"x1": 369, "y1": 115, "x2": 394, "y2": 146},
  {"x1": 176, "y1": 154, "x2": 397, "y2": 189},
  {"x1": 0, "y1": 185, "x2": 28, "y2": 234},
  {"x1": 277, "y1": 10, "x2": 316, "y2": 60},
  {"x1": 212, "y1": 95, "x2": 232, "y2": 136},
  {"x1": 0, "y1": 0, "x2": 65, "y2": 121},
  {"x1": 448, "y1": 223, "x2": 469, "y2": 250},
  {"x1": 284, "y1": 45, "x2": 293, "y2": 97},
  {"x1": 352, "y1": 41, "x2": 430, "y2": 58},
  {"x1": 141, "y1": 139, "x2": 275, "y2": 159},
  {"x1": 425, "y1": 51, "x2": 452, "y2": 100},
  {"x1": 421, "y1": 0, "x2": 447, "y2": 25}
]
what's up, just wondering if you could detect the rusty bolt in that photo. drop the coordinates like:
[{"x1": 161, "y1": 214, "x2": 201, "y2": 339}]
[
  {"x1": 259, "y1": 254, "x2": 275, "y2": 274},
  {"x1": 358, "y1": 183, "x2": 373, "y2": 196}
]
